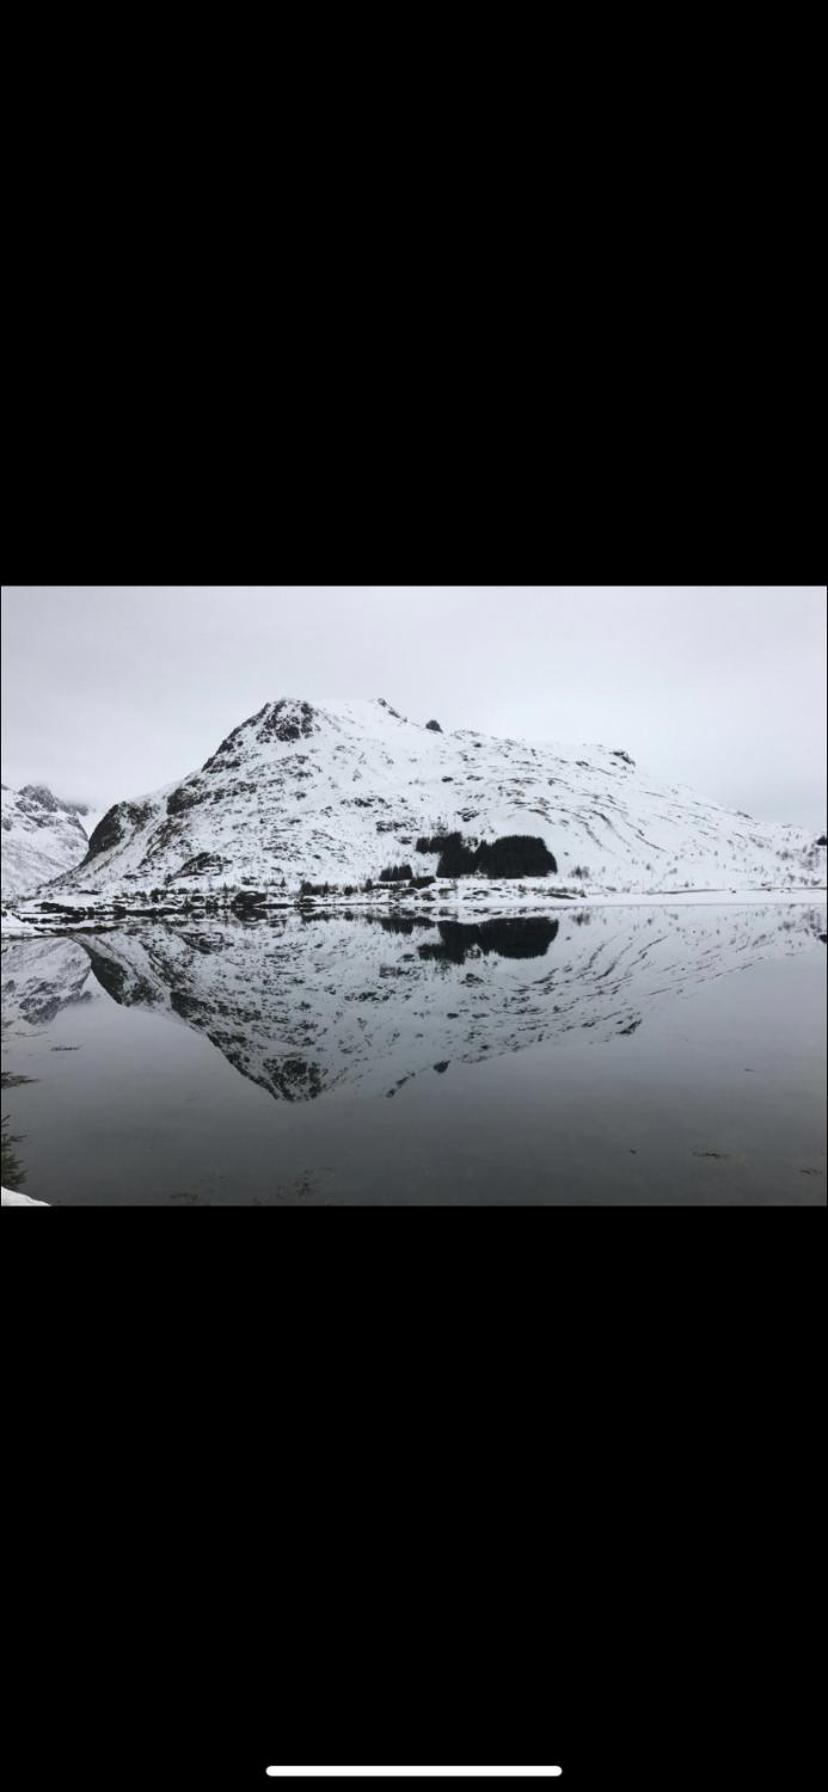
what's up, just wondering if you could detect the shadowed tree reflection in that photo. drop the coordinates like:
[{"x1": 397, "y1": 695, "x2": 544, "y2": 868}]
[{"x1": 419, "y1": 917, "x2": 560, "y2": 964}]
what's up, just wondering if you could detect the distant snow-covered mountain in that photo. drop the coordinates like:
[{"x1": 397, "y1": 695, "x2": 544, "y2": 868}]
[
  {"x1": 1, "y1": 782, "x2": 89, "y2": 898},
  {"x1": 43, "y1": 697, "x2": 826, "y2": 901}
]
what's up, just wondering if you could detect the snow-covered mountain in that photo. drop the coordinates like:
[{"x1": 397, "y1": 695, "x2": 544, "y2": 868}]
[
  {"x1": 43, "y1": 697, "x2": 826, "y2": 902},
  {"x1": 1, "y1": 783, "x2": 90, "y2": 899}
]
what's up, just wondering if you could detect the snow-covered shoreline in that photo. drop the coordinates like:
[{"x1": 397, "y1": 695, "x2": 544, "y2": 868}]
[
  {"x1": 557, "y1": 887, "x2": 827, "y2": 908},
  {"x1": 1, "y1": 1187, "x2": 47, "y2": 1206},
  {"x1": 3, "y1": 881, "x2": 826, "y2": 939}
]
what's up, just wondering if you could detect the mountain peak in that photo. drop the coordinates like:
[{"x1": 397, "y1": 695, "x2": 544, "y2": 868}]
[
  {"x1": 16, "y1": 783, "x2": 89, "y2": 817},
  {"x1": 19, "y1": 783, "x2": 61, "y2": 812}
]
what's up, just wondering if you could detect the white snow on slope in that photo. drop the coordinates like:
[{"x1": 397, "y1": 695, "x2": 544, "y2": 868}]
[
  {"x1": 1, "y1": 1187, "x2": 47, "y2": 1205},
  {"x1": 1, "y1": 782, "x2": 89, "y2": 899},
  {"x1": 37, "y1": 697, "x2": 827, "y2": 903}
]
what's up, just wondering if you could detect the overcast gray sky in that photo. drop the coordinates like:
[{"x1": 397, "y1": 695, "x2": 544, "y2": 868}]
[{"x1": 1, "y1": 587, "x2": 825, "y2": 829}]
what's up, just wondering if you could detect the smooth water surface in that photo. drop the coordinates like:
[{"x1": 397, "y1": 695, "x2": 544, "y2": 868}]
[{"x1": 2, "y1": 904, "x2": 825, "y2": 1204}]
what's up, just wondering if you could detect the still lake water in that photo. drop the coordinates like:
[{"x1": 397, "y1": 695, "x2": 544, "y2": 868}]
[{"x1": 2, "y1": 903, "x2": 825, "y2": 1204}]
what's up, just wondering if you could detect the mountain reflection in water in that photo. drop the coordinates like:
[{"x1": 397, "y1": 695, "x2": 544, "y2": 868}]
[
  {"x1": 2, "y1": 904, "x2": 825, "y2": 1205},
  {"x1": 2, "y1": 905, "x2": 825, "y2": 1110}
]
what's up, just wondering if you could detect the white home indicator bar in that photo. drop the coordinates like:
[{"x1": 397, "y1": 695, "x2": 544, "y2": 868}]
[{"x1": 265, "y1": 1773, "x2": 563, "y2": 1781}]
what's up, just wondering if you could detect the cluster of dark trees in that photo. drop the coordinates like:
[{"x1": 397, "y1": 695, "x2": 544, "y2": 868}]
[
  {"x1": 231, "y1": 889, "x2": 268, "y2": 914},
  {"x1": 414, "y1": 831, "x2": 557, "y2": 878},
  {"x1": 416, "y1": 834, "x2": 454, "y2": 856},
  {"x1": 378, "y1": 863, "x2": 414, "y2": 882}
]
